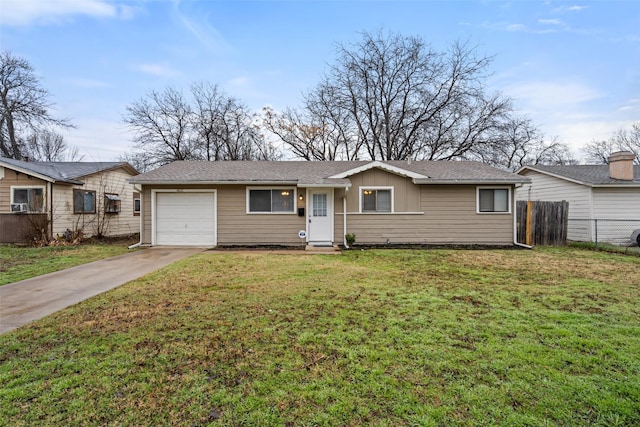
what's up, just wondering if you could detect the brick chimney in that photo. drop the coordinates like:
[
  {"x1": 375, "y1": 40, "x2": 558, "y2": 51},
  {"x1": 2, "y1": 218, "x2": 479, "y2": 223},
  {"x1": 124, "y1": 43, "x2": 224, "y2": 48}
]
[{"x1": 608, "y1": 151, "x2": 635, "y2": 180}]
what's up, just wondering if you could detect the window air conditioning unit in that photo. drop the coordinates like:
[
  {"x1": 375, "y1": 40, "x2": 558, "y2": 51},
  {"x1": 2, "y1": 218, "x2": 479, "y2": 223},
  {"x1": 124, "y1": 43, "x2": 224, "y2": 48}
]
[{"x1": 10, "y1": 203, "x2": 29, "y2": 213}]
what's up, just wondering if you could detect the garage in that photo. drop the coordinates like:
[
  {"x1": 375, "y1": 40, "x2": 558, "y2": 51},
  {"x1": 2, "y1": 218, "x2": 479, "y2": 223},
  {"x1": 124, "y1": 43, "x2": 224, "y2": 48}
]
[{"x1": 154, "y1": 191, "x2": 216, "y2": 246}]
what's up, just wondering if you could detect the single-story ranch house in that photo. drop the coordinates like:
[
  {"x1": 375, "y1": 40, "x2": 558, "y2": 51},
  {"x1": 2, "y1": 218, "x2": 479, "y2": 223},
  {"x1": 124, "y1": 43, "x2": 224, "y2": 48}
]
[
  {"x1": 0, "y1": 157, "x2": 139, "y2": 244},
  {"x1": 129, "y1": 160, "x2": 530, "y2": 248}
]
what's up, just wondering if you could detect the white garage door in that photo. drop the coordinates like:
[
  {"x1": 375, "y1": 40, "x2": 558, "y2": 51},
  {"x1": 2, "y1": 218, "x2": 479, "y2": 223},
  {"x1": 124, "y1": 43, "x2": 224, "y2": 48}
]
[{"x1": 155, "y1": 192, "x2": 216, "y2": 246}]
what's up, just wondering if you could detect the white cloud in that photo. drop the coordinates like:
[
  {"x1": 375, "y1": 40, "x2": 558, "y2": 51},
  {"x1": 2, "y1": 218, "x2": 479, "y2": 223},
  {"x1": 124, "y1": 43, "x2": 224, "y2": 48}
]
[
  {"x1": 60, "y1": 118, "x2": 132, "y2": 162},
  {"x1": 67, "y1": 78, "x2": 113, "y2": 88},
  {"x1": 171, "y1": 1, "x2": 231, "y2": 55},
  {"x1": 552, "y1": 5, "x2": 588, "y2": 14},
  {"x1": 134, "y1": 63, "x2": 180, "y2": 78},
  {"x1": 506, "y1": 81, "x2": 604, "y2": 111},
  {"x1": 538, "y1": 19, "x2": 564, "y2": 25},
  {"x1": 0, "y1": 0, "x2": 133, "y2": 26}
]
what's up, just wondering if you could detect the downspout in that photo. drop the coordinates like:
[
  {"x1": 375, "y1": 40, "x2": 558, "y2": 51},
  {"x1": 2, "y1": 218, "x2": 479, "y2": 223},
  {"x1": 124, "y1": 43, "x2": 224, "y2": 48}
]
[
  {"x1": 513, "y1": 183, "x2": 532, "y2": 249},
  {"x1": 49, "y1": 182, "x2": 54, "y2": 240},
  {"x1": 343, "y1": 187, "x2": 349, "y2": 249},
  {"x1": 128, "y1": 184, "x2": 143, "y2": 249}
]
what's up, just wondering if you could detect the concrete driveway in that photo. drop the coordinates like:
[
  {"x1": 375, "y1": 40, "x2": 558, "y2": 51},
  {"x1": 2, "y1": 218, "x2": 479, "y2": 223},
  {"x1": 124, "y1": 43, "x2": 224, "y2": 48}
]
[{"x1": 0, "y1": 247, "x2": 204, "y2": 335}]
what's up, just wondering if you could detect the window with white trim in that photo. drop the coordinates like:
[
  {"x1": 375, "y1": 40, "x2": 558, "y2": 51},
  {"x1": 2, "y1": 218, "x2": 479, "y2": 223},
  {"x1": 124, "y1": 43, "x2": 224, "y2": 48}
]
[
  {"x1": 133, "y1": 192, "x2": 141, "y2": 216},
  {"x1": 11, "y1": 187, "x2": 45, "y2": 212},
  {"x1": 361, "y1": 187, "x2": 392, "y2": 212},
  {"x1": 477, "y1": 187, "x2": 510, "y2": 213},
  {"x1": 248, "y1": 188, "x2": 295, "y2": 213}
]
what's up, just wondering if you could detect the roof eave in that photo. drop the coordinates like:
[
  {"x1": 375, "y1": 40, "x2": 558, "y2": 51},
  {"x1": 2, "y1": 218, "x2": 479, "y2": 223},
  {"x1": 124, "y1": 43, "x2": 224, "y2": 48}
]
[
  {"x1": 412, "y1": 178, "x2": 529, "y2": 185},
  {"x1": 129, "y1": 180, "x2": 300, "y2": 185}
]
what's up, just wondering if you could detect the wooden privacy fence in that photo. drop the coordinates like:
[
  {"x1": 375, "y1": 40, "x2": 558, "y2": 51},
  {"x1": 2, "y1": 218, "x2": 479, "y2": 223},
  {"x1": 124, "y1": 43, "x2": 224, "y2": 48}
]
[{"x1": 516, "y1": 200, "x2": 569, "y2": 246}]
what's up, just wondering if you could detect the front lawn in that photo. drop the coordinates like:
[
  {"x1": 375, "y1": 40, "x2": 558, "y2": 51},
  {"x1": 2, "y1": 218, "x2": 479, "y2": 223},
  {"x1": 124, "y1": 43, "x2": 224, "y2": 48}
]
[
  {"x1": 1, "y1": 248, "x2": 638, "y2": 426},
  {"x1": 0, "y1": 237, "x2": 138, "y2": 285}
]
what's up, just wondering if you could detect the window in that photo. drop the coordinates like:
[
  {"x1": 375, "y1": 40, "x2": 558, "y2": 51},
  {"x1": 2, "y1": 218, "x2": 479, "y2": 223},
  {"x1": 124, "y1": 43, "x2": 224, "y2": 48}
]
[
  {"x1": 104, "y1": 193, "x2": 121, "y2": 214},
  {"x1": 361, "y1": 187, "x2": 392, "y2": 212},
  {"x1": 478, "y1": 188, "x2": 510, "y2": 213},
  {"x1": 248, "y1": 188, "x2": 295, "y2": 213},
  {"x1": 74, "y1": 189, "x2": 96, "y2": 214},
  {"x1": 133, "y1": 192, "x2": 141, "y2": 216},
  {"x1": 11, "y1": 187, "x2": 45, "y2": 212}
]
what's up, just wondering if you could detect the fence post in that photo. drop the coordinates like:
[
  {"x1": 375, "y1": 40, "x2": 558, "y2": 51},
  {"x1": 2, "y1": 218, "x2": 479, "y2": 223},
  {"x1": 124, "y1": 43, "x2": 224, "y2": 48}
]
[
  {"x1": 526, "y1": 200, "x2": 533, "y2": 246},
  {"x1": 594, "y1": 218, "x2": 598, "y2": 248}
]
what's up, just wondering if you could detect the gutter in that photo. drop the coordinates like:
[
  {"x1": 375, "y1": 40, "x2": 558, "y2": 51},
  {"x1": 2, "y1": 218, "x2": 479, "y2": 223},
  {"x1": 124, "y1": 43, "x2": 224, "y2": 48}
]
[
  {"x1": 128, "y1": 184, "x2": 144, "y2": 249},
  {"x1": 513, "y1": 183, "x2": 532, "y2": 249},
  {"x1": 343, "y1": 187, "x2": 349, "y2": 249}
]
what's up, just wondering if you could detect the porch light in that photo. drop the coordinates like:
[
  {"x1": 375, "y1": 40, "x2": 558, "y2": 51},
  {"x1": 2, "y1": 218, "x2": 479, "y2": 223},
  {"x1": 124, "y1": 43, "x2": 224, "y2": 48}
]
[{"x1": 299, "y1": 194, "x2": 304, "y2": 201}]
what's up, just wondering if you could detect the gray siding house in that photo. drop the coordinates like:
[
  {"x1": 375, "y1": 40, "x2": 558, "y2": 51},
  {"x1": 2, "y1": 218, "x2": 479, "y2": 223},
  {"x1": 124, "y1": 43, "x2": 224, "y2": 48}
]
[
  {"x1": 130, "y1": 160, "x2": 529, "y2": 248},
  {"x1": 516, "y1": 152, "x2": 640, "y2": 244}
]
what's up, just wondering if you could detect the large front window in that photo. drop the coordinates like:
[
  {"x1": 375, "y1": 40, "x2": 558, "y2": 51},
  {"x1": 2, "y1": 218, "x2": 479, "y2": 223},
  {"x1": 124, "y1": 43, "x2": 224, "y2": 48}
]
[
  {"x1": 477, "y1": 188, "x2": 510, "y2": 213},
  {"x1": 12, "y1": 187, "x2": 45, "y2": 212},
  {"x1": 361, "y1": 187, "x2": 392, "y2": 212},
  {"x1": 74, "y1": 189, "x2": 96, "y2": 214},
  {"x1": 248, "y1": 188, "x2": 295, "y2": 213}
]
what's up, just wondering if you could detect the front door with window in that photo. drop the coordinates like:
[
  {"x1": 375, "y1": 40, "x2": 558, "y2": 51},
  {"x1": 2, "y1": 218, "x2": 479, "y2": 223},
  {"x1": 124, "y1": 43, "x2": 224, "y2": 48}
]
[{"x1": 307, "y1": 189, "x2": 333, "y2": 245}]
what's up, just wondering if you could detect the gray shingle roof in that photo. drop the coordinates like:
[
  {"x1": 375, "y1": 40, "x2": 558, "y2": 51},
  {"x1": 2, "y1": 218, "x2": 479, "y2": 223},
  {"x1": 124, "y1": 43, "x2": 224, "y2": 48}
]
[
  {"x1": 0, "y1": 157, "x2": 136, "y2": 184},
  {"x1": 519, "y1": 164, "x2": 640, "y2": 186},
  {"x1": 129, "y1": 160, "x2": 529, "y2": 185}
]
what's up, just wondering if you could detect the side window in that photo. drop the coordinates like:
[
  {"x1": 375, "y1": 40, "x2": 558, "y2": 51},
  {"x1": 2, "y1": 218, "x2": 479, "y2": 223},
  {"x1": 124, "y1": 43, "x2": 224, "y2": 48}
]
[
  {"x1": 133, "y1": 192, "x2": 141, "y2": 216},
  {"x1": 105, "y1": 193, "x2": 121, "y2": 214},
  {"x1": 361, "y1": 188, "x2": 392, "y2": 213},
  {"x1": 11, "y1": 187, "x2": 45, "y2": 212},
  {"x1": 74, "y1": 189, "x2": 96, "y2": 214},
  {"x1": 477, "y1": 188, "x2": 510, "y2": 213}
]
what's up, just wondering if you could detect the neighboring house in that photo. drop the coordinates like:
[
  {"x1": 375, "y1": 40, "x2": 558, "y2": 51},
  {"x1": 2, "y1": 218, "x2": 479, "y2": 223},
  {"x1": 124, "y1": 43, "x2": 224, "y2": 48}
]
[
  {"x1": 0, "y1": 158, "x2": 140, "y2": 244},
  {"x1": 129, "y1": 160, "x2": 529, "y2": 248},
  {"x1": 516, "y1": 151, "x2": 640, "y2": 244}
]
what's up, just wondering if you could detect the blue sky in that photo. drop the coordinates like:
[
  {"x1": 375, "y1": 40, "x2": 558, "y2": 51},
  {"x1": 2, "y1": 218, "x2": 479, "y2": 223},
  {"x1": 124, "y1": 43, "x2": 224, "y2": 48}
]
[{"x1": 1, "y1": 0, "x2": 638, "y2": 162}]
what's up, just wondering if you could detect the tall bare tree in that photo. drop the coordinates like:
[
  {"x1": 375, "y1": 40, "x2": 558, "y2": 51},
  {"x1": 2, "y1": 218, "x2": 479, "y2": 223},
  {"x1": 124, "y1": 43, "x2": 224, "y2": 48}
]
[
  {"x1": 124, "y1": 87, "x2": 197, "y2": 167},
  {"x1": 584, "y1": 122, "x2": 640, "y2": 165},
  {"x1": 24, "y1": 129, "x2": 83, "y2": 161},
  {"x1": 265, "y1": 31, "x2": 516, "y2": 162},
  {"x1": 124, "y1": 83, "x2": 279, "y2": 167},
  {"x1": 473, "y1": 116, "x2": 576, "y2": 169},
  {"x1": 0, "y1": 51, "x2": 73, "y2": 159}
]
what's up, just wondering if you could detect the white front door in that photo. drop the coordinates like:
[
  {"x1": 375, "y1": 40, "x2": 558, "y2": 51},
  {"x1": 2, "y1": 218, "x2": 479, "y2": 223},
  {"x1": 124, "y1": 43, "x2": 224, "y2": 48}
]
[{"x1": 307, "y1": 188, "x2": 333, "y2": 245}]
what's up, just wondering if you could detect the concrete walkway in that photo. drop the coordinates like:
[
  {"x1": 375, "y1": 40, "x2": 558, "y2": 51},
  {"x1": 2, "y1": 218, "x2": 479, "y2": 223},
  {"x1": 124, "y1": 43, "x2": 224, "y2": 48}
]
[{"x1": 0, "y1": 247, "x2": 204, "y2": 335}]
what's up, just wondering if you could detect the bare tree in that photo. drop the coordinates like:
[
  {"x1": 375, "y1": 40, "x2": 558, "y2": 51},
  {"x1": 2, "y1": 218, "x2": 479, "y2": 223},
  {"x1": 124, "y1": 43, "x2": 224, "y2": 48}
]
[
  {"x1": 23, "y1": 129, "x2": 83, "y2": 161},
  {"x1": 124, "y1": 83, "x2": 279, "y2": 167},
  {"x1": 123, "y1": 87, "x2": 197, "y2": 167},
  {"x1": 584, "y1": 122, "x2": 640, "y2": 165},
  {"x1": 0, "y1": 51, "x2": 73, "y2": 160},
  {"x1": 266, "y1": 31, "x2": 516, "y2": 162},
  {"x1": 474, "y1": 116, "x2": 576, "y2": 169}
]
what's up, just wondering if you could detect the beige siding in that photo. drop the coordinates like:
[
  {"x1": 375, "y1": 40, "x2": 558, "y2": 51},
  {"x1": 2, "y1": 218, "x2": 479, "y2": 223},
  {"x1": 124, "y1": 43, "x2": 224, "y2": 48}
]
[
  {"x1": 51, "y1": 168, "x2": 139, "y2": 238},
  {"x1": 217, "y1": 185, "x2": 306, "y2": 245},
  {"x1": 140, "y1": 184, "x2": 306, "y2": 246},
  {"x1": 140, "y1": 179, "x2": 515, "y2": 246},
  {"x1": 345, "y1": 185, "x2": 514, "y2": 245},
  {"x1": 0, "y1": 168, "x2": 48, "y2": 212},
  {"x1": 347, "y1": 168, "x2": 420, "y2": 212}
]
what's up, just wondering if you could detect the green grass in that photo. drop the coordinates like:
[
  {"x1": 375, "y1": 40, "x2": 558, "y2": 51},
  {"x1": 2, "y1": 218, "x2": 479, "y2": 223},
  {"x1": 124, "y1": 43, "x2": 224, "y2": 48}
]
[
  {"x1": 0, "y1": 237, "x2": 138, "y2": 285},
  {"x1": 1, "y1": 247, "x2": 639, "y2": 426}
]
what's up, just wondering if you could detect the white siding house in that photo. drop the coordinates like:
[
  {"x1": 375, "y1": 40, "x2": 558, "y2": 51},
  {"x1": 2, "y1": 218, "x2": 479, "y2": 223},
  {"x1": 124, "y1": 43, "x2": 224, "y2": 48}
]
[{"x1": 516, "y1": 152, "x2": 640, "y2": 245}]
